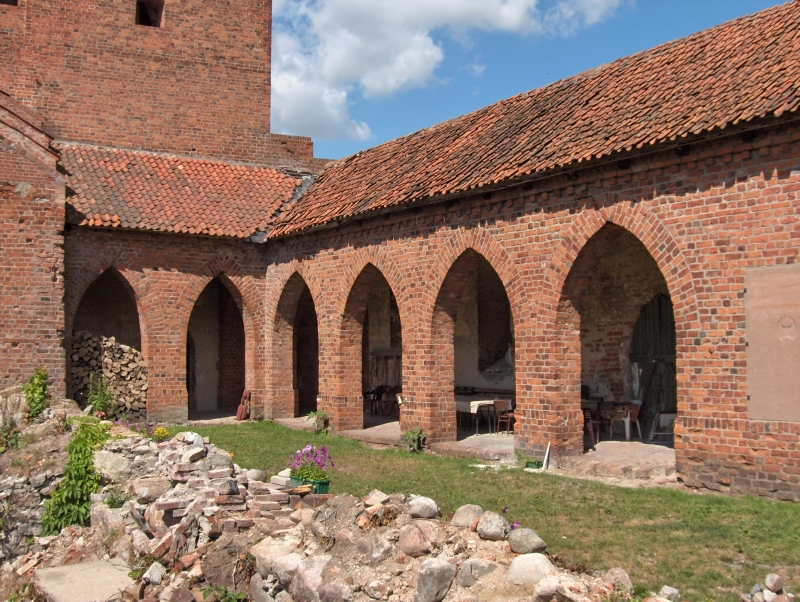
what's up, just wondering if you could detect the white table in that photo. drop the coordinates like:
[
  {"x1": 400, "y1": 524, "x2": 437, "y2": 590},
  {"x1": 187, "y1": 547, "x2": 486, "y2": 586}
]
[{"x1": 455, "y1": 398, "x2": 512, "y2": 434}]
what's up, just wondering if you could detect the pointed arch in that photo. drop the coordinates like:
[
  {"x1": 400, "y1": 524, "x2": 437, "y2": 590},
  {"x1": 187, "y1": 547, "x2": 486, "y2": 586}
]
[
  {"x1": 421, "y1": 227, "x2": 531, "y2": 341},
  {"x1": 333, "y1": 262, "x2": 404, "y2": 431},
  {"x1": 270, "y1": 271, "x2": 319, "y2": 418},
  {"x1": 530, "y1": 204, "x2": 697, "y2": 456},
  {"x1": 424, "y1": 247, "x2": 517, "y2": 442}
]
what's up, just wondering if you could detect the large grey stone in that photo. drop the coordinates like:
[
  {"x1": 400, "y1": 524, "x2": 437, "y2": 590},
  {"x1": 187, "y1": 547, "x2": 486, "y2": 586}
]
[
  {"x1": 765, "y1": 575, "x2": 784, "y2": 593},
  {"x1": 604, "y1": 568, "x2": 633, "y2": 593},
  {"x1": 142, "y1": 561, "x2": 167, "y2": 585},
  {"x1": 250, "y1": 538, "x2": 302, "y2": 578},
  {"x1": 414, "y1": 558, "x2": 456, "y2": 602},
  {"x1": 272, "y1": 552, "x2": 303, "y2": 588},
  {"x1": 507, "y1": 527, "x2": 547, "y2": 554},
  {"x1": 398, "y1": 520, "x2": 439, "y2": 557},
  {"x1": 35, "y1": 559, "x2": 134, "y2": 602},
  {"x1": 247, "y1": 469, "x2": 268, "y2": 482},
  {"x1": 409, "y1": 496, "x2": 439, "y2": 519},
  {"x1": 129, "y1": 476, "x2": 172, "y2": 503},
  {"x1": 457, "y1": 558, "x2": 496, "y2": 588},
  {"x1": 476, "y1": 511, "x2": 509, "y2": 541},
  {"x1": 658, "y1": 585, "x2": 681, "y2": 601},
  {"x1": 250, "y1": 574, "x2": 274, "y2": 602},
  {"x1": 533, "y1": 574, "x2": 590, "y2": 602},
  {"x1": 357, "y1": 535, "x2": 394, "y2": 564},
  {"x1": 318, "y1": 582, "x2": 354, "y2": 602},
  {"x1": 450, "y1": 504, "x2": 484, "y2": 528},
  {"x1": 290, "y1": 555, "x2": 331, "y2": 602},
  {"x1": 506, "y1": 553, "x2": 557, "y2": 586},
  {"x1": 93, "y1": 450, "x2": 132, "y2": 483},
  {"x1": 208, "y1": 447, "x2": 234, "y2": 468}
]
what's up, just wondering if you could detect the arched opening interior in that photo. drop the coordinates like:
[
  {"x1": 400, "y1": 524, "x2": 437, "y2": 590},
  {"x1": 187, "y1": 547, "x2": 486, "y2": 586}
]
[
  {"x1": 74, "y1": 268, "x2": 141, "y2": 349},
  {"x1": 341, "y1": 264, "x2": 402, "y2": 431},
  {"x1": 294, "y1": 286, "x2": 319, "y2": 416},
  {"x1": 433, "y1": 250, "x2": 515, "y2": 441},
  {"x1": 186, "y1": 276, "x2": 245, "y2": 416},
  {"x1": 561, "y1": 223, "x2": 676, "y2": 449},
  {"x1": 361, "y1": 275, "x2": 402, "y2": 427},
  {"x1": 273, "y1": 273, "x2": 319, "y2": 419},
  {"x1": 71, "y1": 268, "x2": 147, "y2": 419}
]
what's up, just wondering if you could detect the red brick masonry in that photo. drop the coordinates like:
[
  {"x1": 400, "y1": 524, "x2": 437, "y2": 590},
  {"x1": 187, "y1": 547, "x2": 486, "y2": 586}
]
[{"x1": 2, "y1": 2, "x2": 800, "y2": 501}]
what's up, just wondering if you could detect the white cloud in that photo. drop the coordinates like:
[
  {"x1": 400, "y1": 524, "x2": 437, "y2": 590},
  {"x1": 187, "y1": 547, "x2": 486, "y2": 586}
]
[{"x1": 271, "y1": 0, "x2": 625, "y2": 140}]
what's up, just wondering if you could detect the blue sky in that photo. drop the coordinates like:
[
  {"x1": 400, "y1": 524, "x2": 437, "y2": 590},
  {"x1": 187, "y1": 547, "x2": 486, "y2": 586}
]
[{"x1": 271, "y1": 0, "x2": 784, "y2": 160}]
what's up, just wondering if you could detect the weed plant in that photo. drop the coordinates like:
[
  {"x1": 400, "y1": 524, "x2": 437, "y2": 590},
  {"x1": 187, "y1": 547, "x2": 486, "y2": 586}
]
[
  {"x1": 22, "y1": 367, "x2": 50, "y2": 420},
  {"x1": 41, "y1": 422, "x2": 108, "y2": 534}
]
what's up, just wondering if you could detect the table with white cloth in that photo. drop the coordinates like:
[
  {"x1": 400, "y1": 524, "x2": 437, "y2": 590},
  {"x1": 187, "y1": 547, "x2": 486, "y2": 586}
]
[{"x1": 455, "y1": 396, "x2": 513, "y2": 435}]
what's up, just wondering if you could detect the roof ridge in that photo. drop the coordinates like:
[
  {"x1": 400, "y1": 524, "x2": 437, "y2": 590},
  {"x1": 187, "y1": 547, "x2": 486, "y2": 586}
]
[
  {"x1": 269, "y1": 1, "x2": 800, "y2": 237},
  {"x1": 53, "y1": 140, "x2": 319, "y2": 174}
]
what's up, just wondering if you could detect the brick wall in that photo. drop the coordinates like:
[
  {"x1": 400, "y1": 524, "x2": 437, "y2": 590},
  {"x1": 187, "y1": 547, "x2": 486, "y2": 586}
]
[
  {"x1": 64, "y1": 227, "x2": 267, "y2": 422},
  {"x1": 0, "y1": 141, "x2": 64, "y2": 396},
  {"x1": 0, "y1": 0, "x2": 322, "y2": 171},
  {"x1": 259, "y1": 117, "x2": 800, "y2": 500}
]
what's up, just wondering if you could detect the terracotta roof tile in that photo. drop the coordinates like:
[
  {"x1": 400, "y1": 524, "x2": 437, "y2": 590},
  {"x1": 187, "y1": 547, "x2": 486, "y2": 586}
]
[
  {"x1": 57, "y1": 143, "x2": 302, "y2": 239},
  {"x1": 270, "y1": 2, "x2": 800, "y2": 237}
]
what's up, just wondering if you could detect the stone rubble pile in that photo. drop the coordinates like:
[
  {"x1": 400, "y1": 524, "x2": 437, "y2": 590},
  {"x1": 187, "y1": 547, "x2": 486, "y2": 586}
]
[
  {"x1": 0, "y1": 400, "x2": 78, "y2": 564},
  {"x1": 70, "y1": 331, "x2": 148, "y2": 420},
  {"x1": 2, "y1": 416, "x2": 795, "y2": 602},
  {"x1": 739, "y1": 574, "x2": 796, "y2": 602}
]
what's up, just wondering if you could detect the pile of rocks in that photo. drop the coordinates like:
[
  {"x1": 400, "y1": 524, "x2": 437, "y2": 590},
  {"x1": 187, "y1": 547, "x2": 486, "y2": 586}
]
[
  {"x1": 0, "y1": 400, "x2": 79, "y2": 563},
  {"x1": 4, "y1": 417, "x2": 791, "y2": 602},
  {"x1": 740, "y1": 574, "x2": 795, "y2": 602},
  {"x1": 70, "y1": 331, "x2": 148, "y2": 420}
]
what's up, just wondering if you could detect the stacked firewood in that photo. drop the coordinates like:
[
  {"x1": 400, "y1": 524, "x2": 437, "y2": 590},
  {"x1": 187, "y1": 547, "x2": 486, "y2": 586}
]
[{"x1": 70, "y1": 331, "x2": 148, "y2": 420}]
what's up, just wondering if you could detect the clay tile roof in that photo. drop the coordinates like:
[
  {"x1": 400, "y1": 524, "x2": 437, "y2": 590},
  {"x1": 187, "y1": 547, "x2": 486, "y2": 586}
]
[
  {"x1": 270, "y1": 2, "x2": 800, "y2": 237},
  {"x1": 56, "y1": 143, "x2": 303, "y2": 239}
]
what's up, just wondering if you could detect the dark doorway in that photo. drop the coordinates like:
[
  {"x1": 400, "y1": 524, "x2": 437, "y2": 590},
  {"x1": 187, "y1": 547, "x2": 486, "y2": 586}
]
[
  {"x1": 360, "y1": 277, "x2": 403, "y2": 425},
  {"x1": 186, "y1": 277, "x2": 245, "y2": 414},
  {"x1": 73, "y1": 268, "x2": 141, "y2": 350},
  {"x1": 294, "y1": 286, "x2": 319, "y2": 416},
  {"x1": 630, "y1": 294, "x2": 677, "y2": 422}
]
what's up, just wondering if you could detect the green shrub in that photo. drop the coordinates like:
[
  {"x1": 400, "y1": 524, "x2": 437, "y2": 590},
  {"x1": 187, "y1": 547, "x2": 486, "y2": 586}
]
[
  {"x1": 41, "y1": 422, "x2": 108, "y2": 535},
  {"x1": 86, "y1": 374, "x2": 115, "y2": 415},
  {"x1": 402, "y1": 427, "x2": 426, "y2": 452},
  {"x1": 22, "y1": 367, "x2": 50, "y2": 420}
]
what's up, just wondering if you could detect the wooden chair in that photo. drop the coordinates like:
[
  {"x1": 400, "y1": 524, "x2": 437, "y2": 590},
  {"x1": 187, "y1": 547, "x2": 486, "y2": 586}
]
[
  {"x1": 363, "y1": 385, "x2": 386, "y2": 416},
  {"x1": 494, "y1": 400, "x2": 515, "y2": 435},
  {"x1": 583, "y1": 410, "x2": 599, "y2": 449}
]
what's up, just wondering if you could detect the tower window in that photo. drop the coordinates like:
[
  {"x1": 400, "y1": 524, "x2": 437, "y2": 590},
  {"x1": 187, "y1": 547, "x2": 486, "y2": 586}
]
[
  {"x1": 0, "y1": 1, "x2": 20, "y2": 6},
  {"x1": 136, "y1": 0, "x2": 164, "y2": 27}
]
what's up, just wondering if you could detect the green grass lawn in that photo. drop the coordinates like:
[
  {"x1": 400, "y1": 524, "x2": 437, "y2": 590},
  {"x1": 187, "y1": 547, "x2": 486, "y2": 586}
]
[{"x1": 168, "y1": 421, "x2": 800, "y2": 601}]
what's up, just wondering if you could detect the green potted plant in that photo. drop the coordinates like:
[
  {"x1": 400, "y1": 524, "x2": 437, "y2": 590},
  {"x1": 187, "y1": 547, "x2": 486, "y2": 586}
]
[{"x1": 289, "y1": 445, "x2": 334, "y2": 493}]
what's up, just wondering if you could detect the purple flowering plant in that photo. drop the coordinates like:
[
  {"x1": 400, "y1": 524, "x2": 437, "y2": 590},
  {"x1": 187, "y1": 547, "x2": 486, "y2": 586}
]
[{"x1": 290, "y1": 444, "x2": 334, "y2": 482}]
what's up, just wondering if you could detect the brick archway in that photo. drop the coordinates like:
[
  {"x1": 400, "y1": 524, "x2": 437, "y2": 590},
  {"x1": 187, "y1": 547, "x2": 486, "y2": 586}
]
[
  {"x1": 329, "y1": 262, "x2": 404, "y2": 432},
  {"x1": 268, "y1": 271, "x2": 319, "y2": 419},
  {"x1": 174, "y1": 254, "x2": 260, "y2": 410},
  {"x1": 523, "y1": 203, "x2": 699, "y2": 457},
  {"x1": 418, "y1": 228, "x2": 529, "y2": 442},
  {"x1": 64, "y1": 251, "x2": 160, "y2": 401}
]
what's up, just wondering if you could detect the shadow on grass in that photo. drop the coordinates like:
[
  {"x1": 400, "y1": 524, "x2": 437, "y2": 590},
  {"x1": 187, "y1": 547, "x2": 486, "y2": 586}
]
[{"x1": 167, "y1": 421, "x2": 800, "y2": 602}]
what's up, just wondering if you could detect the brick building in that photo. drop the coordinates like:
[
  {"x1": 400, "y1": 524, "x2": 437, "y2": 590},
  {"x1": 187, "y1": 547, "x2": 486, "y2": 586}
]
[{"x1": 1, "y1": 1, "x2": 799, "y2": 499}]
